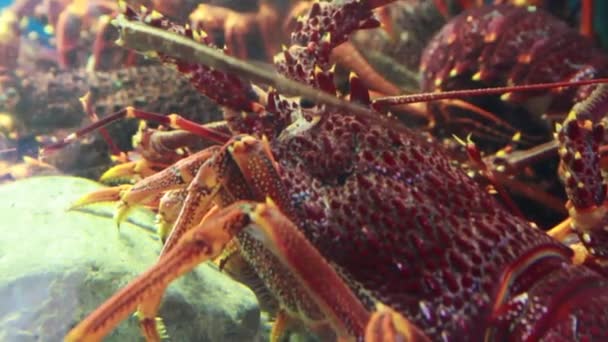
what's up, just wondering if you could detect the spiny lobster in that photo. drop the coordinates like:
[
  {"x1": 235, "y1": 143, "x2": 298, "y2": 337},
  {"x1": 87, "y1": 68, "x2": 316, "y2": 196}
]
[
  {"x1": 354, "y1": 2, "x2": 608, "y2": 229},
  {"x1": 55, "y1": 0, "x2": 608, "y2": 341},
  {"x1": 420, "y1": 3, "x2": 608, "y2": 147}
]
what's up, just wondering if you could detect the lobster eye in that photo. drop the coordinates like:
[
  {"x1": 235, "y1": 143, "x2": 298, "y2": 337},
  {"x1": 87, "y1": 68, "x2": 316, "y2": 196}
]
[{"x1": 299, "y1": 97, "x2": 315, "y2": 108}]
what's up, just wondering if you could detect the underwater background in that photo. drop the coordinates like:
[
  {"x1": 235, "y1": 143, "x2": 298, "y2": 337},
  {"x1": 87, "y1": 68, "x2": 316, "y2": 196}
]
[{"x1": 1, "y1": 0, "x2": 608, "y2": 341}]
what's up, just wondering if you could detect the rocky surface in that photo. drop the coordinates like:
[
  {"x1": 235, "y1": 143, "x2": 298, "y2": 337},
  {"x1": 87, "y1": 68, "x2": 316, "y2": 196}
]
[{"x1": 0, "y1": 176, "x2": 266, "y2": 341}]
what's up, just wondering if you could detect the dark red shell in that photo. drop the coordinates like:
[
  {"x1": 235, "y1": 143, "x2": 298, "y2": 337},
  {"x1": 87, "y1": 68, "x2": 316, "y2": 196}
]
[
  {"x1": 120, "y1": 2, "x2": 608, "y2": 340},
  {"x1": 272, "y1": 109, "x2": 582, "y2": 339},
  {"x1": 420, "y1": 4, "x2": 608, "y2": 145}
]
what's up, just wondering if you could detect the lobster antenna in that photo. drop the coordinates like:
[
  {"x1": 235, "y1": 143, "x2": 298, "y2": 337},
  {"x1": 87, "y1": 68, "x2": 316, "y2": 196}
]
[
  {"x1": 372, "y1": 78, "x2": 608, "y2": 107},
  {"x1": 111, "y1": 12, "x2": 608, "y2": 124},
  {"x1": 111, "y1": 14, "x2": 390, "y2": 123}
]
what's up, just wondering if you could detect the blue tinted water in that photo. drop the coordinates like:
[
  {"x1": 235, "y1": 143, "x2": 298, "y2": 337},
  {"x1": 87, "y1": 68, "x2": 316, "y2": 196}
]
[{"x1": 1, "y1": 0, "x2": 52, "y2": 46}]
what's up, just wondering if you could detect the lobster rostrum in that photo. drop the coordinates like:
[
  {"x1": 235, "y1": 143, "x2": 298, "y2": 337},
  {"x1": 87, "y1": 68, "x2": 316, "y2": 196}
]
[{"x1": 62, "y1": 0, "x2": 608, "y2": 341}]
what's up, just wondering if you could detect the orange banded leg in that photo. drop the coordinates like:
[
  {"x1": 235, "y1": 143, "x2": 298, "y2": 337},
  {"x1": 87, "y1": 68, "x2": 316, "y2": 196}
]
[
  {"x1": 156, "y1": 134, "x2": 293, "y2": 260},
  {"x1": 64, "y1": 200, "x2": 249, "y2": 342},
  {"x1": 79, "y1": 92, "x2": 123, "y2": 159},
  {"x1": 69, "y1": 184, "x2": 133, "y2": 210},
  {"x1": 141, "y1": 135, "x2": 286, "y2": 338},
  {"x1": 132, "y1": 135, "x2": 280, "y2": 339},
  {"x1": 98, "y1": 122, "x2": 229, "y2": 185},
  {"x1": 55, "y1": 0, "x2": 117, "y2": 68},
  {"x1": 270, "y1": 309, "x2": 296, "y2": 342},
  {"x1": 98, "y1": 159, "x2": 167, "y2": 184},
  {"x1": 189, "y1": 2, "x2": 279, "y2": 60},
  {"x1": 40, "y1": 107, "x2": 231, "y2": 157},
  {"x1": 65, "y1": 199, "x2": 427, "y2": 341},
  {"x1": 156, "y1": 189, "x2": 187, "y2": 243},
  {"x1": 134, "y1": 146, "x2": 237, "y2": 339},
  {"x1": 365, "y1": 304, "x2": 430, "y2": 342},
  {"x1": 115, "y1": 146, "x2": 220, "y2": 226},
  {"x1": 68, "y1": 146, "x2": 218, "y2": 228},
  {"x1": 546, "y1": 218, "x2": 590, "y2": 265}
]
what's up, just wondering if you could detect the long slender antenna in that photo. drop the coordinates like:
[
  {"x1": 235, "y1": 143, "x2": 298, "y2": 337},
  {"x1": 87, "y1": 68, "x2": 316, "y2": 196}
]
[
  {"x1": 111, "y1": 15, "x2": 382, "y2": 122},
  {"x1": 372, "y1": 79, "x2": 608, "y2": 107},
  {"x1": 112, "y1": 15, "x2": 395, "y2": 126},
  {"x1": 111, "y1": 11, "x2": 608, "y2": 128}
]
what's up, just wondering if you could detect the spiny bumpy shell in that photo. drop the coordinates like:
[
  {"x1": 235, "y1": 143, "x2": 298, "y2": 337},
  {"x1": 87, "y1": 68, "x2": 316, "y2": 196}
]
[
  {"x1": 420, "y1": 4, "x2": 608, "y2": 145},
  {"x1": 271, "y1": 109, "x2": 575, "y2": 339},
  {"x1": 118, "y1": 2, "x2": 608, "y2": 339}
]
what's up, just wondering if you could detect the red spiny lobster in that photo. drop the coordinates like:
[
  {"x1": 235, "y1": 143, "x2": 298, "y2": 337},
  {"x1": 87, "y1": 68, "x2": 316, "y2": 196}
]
[
  {"x1": 418, "y1": 3, "x2": 608, "y2": 147},
  {"x1": 50, "y1": 0, "x2": 608, "y2": 341},
  {"x1": 357, "y1": 2, "x2": 608, "y2": 229}
]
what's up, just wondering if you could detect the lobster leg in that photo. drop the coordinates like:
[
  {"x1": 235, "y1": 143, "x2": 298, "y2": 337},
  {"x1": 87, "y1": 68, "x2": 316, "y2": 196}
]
[
  {"x1": 132, "y1": 138, "x2": 261, "y2": 340},
  {"x1": 189, "y1": 1, "x2": 280, "y2": 60},
  {"x1": 365, "y1": 304, "x2": 430, "y2": 342},
  {"x1": 113, "y1": 146, "x2": 219, "y2": 226},
  {"x1": 156, "y1": 189, "x2": 187, "y2": 243},
  {"x1": 97, "y1": 159, "x2": 166, "y2": 184},
  {"x1": 69, "y1": 184, "x2": 133, "y2": 210},
  {"x1": 40, "y1": 107, "x2": 231, "y2": 155},
  {"x1": 98, "y1": 121, "x2": 231, "y2": 185},
  {"x1": 131, "y1": 136, "x2": 283, "y2": 339},
  {"x1": 64, "y1": 200, "x2": 249, "y2": 342},
  {"x1": 557, "y1": 83, "x2": 608, "y2": 261},
  {"x1": 54, "y1": 0, "x2": 117, "y2": 68},
  {"x1": 69, "y1": 146, "x2": 218, "y2": 227},
  {"x1": 65, "y1": 197, "x2": 429, "y2": 342}
]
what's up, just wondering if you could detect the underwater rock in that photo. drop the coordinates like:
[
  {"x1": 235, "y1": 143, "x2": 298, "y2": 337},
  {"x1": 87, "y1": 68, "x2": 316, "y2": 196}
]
[{"x1": 0, "y1": 176, "x2": 265, "y2": 341}]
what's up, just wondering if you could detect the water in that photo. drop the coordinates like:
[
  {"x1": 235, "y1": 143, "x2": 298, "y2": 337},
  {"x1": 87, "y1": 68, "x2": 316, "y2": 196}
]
[{"x1": 0, "y1": 1, "x2": 607, "y2": 341}]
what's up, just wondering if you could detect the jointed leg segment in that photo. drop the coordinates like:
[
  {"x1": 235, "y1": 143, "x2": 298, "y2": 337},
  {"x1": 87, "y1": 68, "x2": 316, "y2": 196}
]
[{"x1": 66, "y1": 134, "x2": 428, "y2": 341}]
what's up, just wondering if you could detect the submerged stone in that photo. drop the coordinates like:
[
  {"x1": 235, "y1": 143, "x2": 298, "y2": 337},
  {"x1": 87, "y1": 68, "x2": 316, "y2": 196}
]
[{"x1": 0, "y1": 176, "x2": 264, "y2": 341}]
